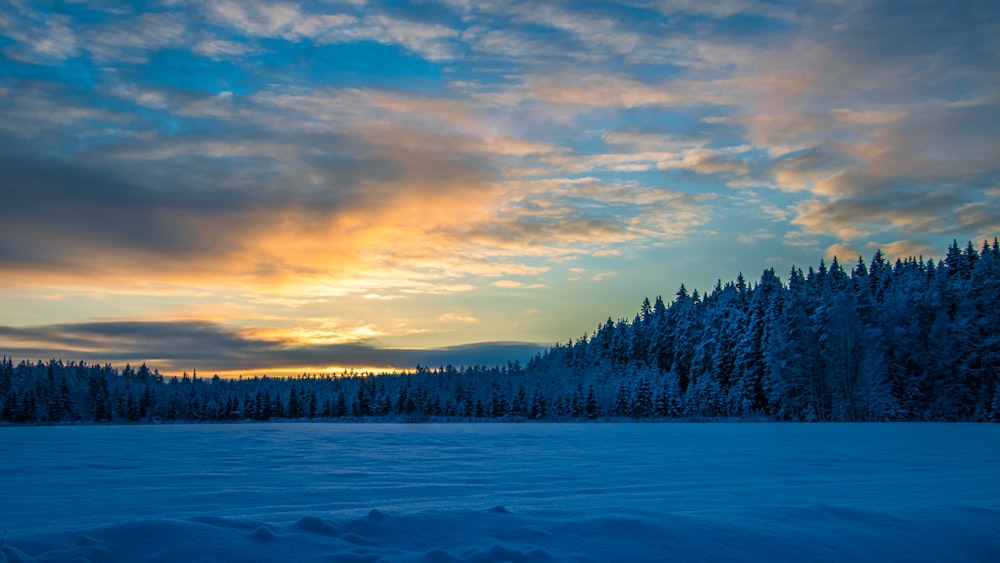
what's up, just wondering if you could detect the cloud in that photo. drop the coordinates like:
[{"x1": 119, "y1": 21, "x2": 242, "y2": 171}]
[
  {"x1": 737, "y1": 230, "x2": 776, "y2": 244},
  {"x1": 362, "y1": 293, "x2": 402, "y2": 301},
  {"x1": 510, "y1": 4, "x2": 649, "y2": 61},
  {"x1": 653, "y1": 0, "x2": 797, "y2": 20},
  {"x1": 466, "y1": 27, "x2": 565, "y2": 61},
  {"x1": 0, "y1": 12, "x2": 79, "y2": 63},
  {"x1": 82, "y1": 12, "x2": 189, "y2": 62},
  {"x1": 438, "y1": 313, "x2": 480, "y2": 324},
  {"x1": 601, "y1": 130, "x2": 707, "y2": 152},
  {"x1": 490, "y1": 280, "x2": 546, "y2": 289},
  {"x1": 192, "y1": 38, "x2": 257, "y2": 58},
  {"x1": 693, "y1": 0, "x2": 1000, "y2": 253},
  {"x1": 353, "y1": 14, "x2": 459, "y2": 61},
  {"x1": 864, "y1": 239, "x2": 939, "y2": 261},
  {"x1": 0, "y1": 320, "x2": 547, "y2": 373},
  {"x1": 246, "y1": 318, "x2": 388, "y2": 346},
  {"x1": 0, "y1": 81, "x2": 137, "y2": 140},
  {"x1": 0, "y1": 7, "x2": 191, "y2": 64},
  {"x1": 254, "y1": 87, "x2": 490, "y2": 136},
  {"x1": 526, "y1": 73, "x2": 687, "y2": 108},
  {"x1": 824, "y1": 242, "x2": 861, "y2": 262},
  {"x1": 202, "y1": 1, "x2": 459, "y2": 60},
  {"x1": 0, "y1": 90, "x2": 497, "y2": 295},
  {"x1": 445, "y1": 177, "x2": 713, "y2": 254},
  {"x1": 204, "y1": 1, "x2": 308, "y2": 39},
  {"x1": 0, "y1": 71, "x2": 720, "y2": 299},
  {"x1": 0, "y1": 1, "x2": 463, "y2": 66}
]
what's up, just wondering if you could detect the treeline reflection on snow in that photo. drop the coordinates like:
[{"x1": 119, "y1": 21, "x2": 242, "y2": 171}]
[{"x1": 3, "y1": 240, "x2": 999, "y2": 424}]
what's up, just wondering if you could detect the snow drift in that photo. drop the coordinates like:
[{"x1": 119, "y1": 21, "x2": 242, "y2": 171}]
[{"x1": 2, "y1": 423, "x2": 998, "y2": 562}]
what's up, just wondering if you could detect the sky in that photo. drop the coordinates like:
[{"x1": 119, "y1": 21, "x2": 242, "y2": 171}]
[{"x1": 1, "y1": 0, "x2": 998, "y2": 376}]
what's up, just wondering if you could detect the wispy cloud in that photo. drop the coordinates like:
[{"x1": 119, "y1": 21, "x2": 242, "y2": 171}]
[
  {"x1": 491, "y1": 280, "x2": 546, "y2": 289},
  {"x1": 526, "y1": 73, "x2": 688, "y2": 109},
  {"x1": 438, "y1": 313, "x2": 480, "y2": 324},
  {"x1": 202, "y1": 1, "x2": 460, "y2": 60}
]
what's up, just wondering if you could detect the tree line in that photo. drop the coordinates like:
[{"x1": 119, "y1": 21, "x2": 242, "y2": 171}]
[{"x1": 2, "y1": 239, "x2": 998, "y2": 424}]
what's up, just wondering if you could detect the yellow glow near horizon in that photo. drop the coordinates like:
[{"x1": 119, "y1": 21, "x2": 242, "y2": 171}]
[{"x1": 208, "y1": 366, "x2": 410, "y2": 380}]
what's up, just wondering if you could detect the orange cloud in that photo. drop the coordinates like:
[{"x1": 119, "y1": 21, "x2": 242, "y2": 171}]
[{"x1": 491, "y1": 280, "x2": 547, "y2": 289}]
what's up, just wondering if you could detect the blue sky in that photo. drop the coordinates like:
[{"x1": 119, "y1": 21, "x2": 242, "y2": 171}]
[{"x1": 1, "y1": 0, "x2": 998, "y2": 375}]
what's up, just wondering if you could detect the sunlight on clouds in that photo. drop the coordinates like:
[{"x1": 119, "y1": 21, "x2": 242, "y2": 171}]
[
  {"x1": 527, "y1": 74, "x2": 686, "y2": 108},
  {"x1": 865, "y1": 240, "x2": 938, "y2": 261},
  {"x1": 956, "y1": 202, "x2": 1000, "y2": 240},
  {"x1": 824, "y1": 242, "x2": 861, "y2": 262},
  {"x1": 438, "y1": 313, "x2": 479, "y2": 324},
  {"x1": 0, "y1": 75, "x2": 717, "y2": 304},
  {"x1": 791, "y1": 199, "x2": 870, "y2": 240},
  {"x1": 243, "y1": 319, "x2": 386, "y2": 346},
  {"x1": 481, "y1": 136, "x2": 565, "y2": 157},
  {"x1": 491, "y1": 280, "x2": 547, "y2": 289},
  {"x1": 245, "y1": 295, "x2": 326, "y2": 308},
  {"x1": 829, "y1": 108, "x2": 905, "y2": 127},
  {"x1": 363, "y1": 293, "x2": 402, "y2": 301},
  {"x1": 774, "y1": 168, "x2": 838, "y2": 194}
]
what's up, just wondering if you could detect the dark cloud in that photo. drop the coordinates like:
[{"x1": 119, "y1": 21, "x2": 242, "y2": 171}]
[
  {"x1": 458, "y1": 214, "x2": 626, "y2": 246},
  {"x1": 0, "y1": 320, "x2": 547, "y2": 374},
  {"x1": 801, "y1": 0, "x2": 1000, "y2": 101},
  {"x1": 792, "y1": 182, "x2": 976, "y2": 240},
  {"x1": 0, "y1": 153, "x2": 250, "y2": 269},
  {"x1": 0, "y1": 123, "x2": 488, "y2": 278}
]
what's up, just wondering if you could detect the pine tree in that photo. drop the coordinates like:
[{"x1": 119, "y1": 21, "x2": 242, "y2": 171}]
[
  {"x1": 585, "y1": 386, "x2": 601, "y2": 420},
  {"x1": 287, "y1": 387, "x2": 302, "y2": 419},
  {"x1": 633, "y1": 376, "x2": 653, "y2": 417},
  {"x1": 991, "y1": 380, "x2": 1000, "y2": 423},
  {"x1": 530, "y1": 390, "x2": 547, "y2": 419},
  {"x1": 613, "y1": 382, "x2": 631, "y2": 416},
  {"x1": 3, "y1": 389, "x2": 21, "y2": 423}
]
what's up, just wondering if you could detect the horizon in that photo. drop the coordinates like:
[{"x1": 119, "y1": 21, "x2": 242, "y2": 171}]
[
  {"x1": 2, "y1": 1, "x2": 998, "y2": 375},
  {"x1": 1, "y1": 239, "x2": 988, "y2": 379}
]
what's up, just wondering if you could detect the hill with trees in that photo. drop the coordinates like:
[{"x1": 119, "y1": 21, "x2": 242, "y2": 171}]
[{"x1": 2, "y1": 239, "x2": 999, "y2": 424}]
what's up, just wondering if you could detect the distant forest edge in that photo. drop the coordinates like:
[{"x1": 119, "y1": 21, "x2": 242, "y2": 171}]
[{"x1": 3, "y1": 239, "x2": 999, "y2": 424}]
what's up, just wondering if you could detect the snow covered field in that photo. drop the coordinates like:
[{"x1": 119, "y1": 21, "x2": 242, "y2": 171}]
[{"x1": 2, "y1": 423, "x2": 998, "y2": 562}]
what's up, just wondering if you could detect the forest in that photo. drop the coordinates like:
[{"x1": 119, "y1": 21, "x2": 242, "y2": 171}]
[{"x1": 2, "y1": 239, "x2": 999, "y2": 424}]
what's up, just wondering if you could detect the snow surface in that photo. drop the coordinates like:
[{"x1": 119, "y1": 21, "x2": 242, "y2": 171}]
[{"x1": 1, "y1": 423, "x2": 998, "y2": 562}]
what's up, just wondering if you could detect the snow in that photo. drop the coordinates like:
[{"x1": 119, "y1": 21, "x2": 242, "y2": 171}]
[{"x1": 1, "y1": 423, "x2": 998, "y2": 562}]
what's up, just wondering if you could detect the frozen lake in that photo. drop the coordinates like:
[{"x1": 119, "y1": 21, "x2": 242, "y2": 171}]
[{"x1": 2, "y1": 423, "x2": 999, "y2": 562}]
